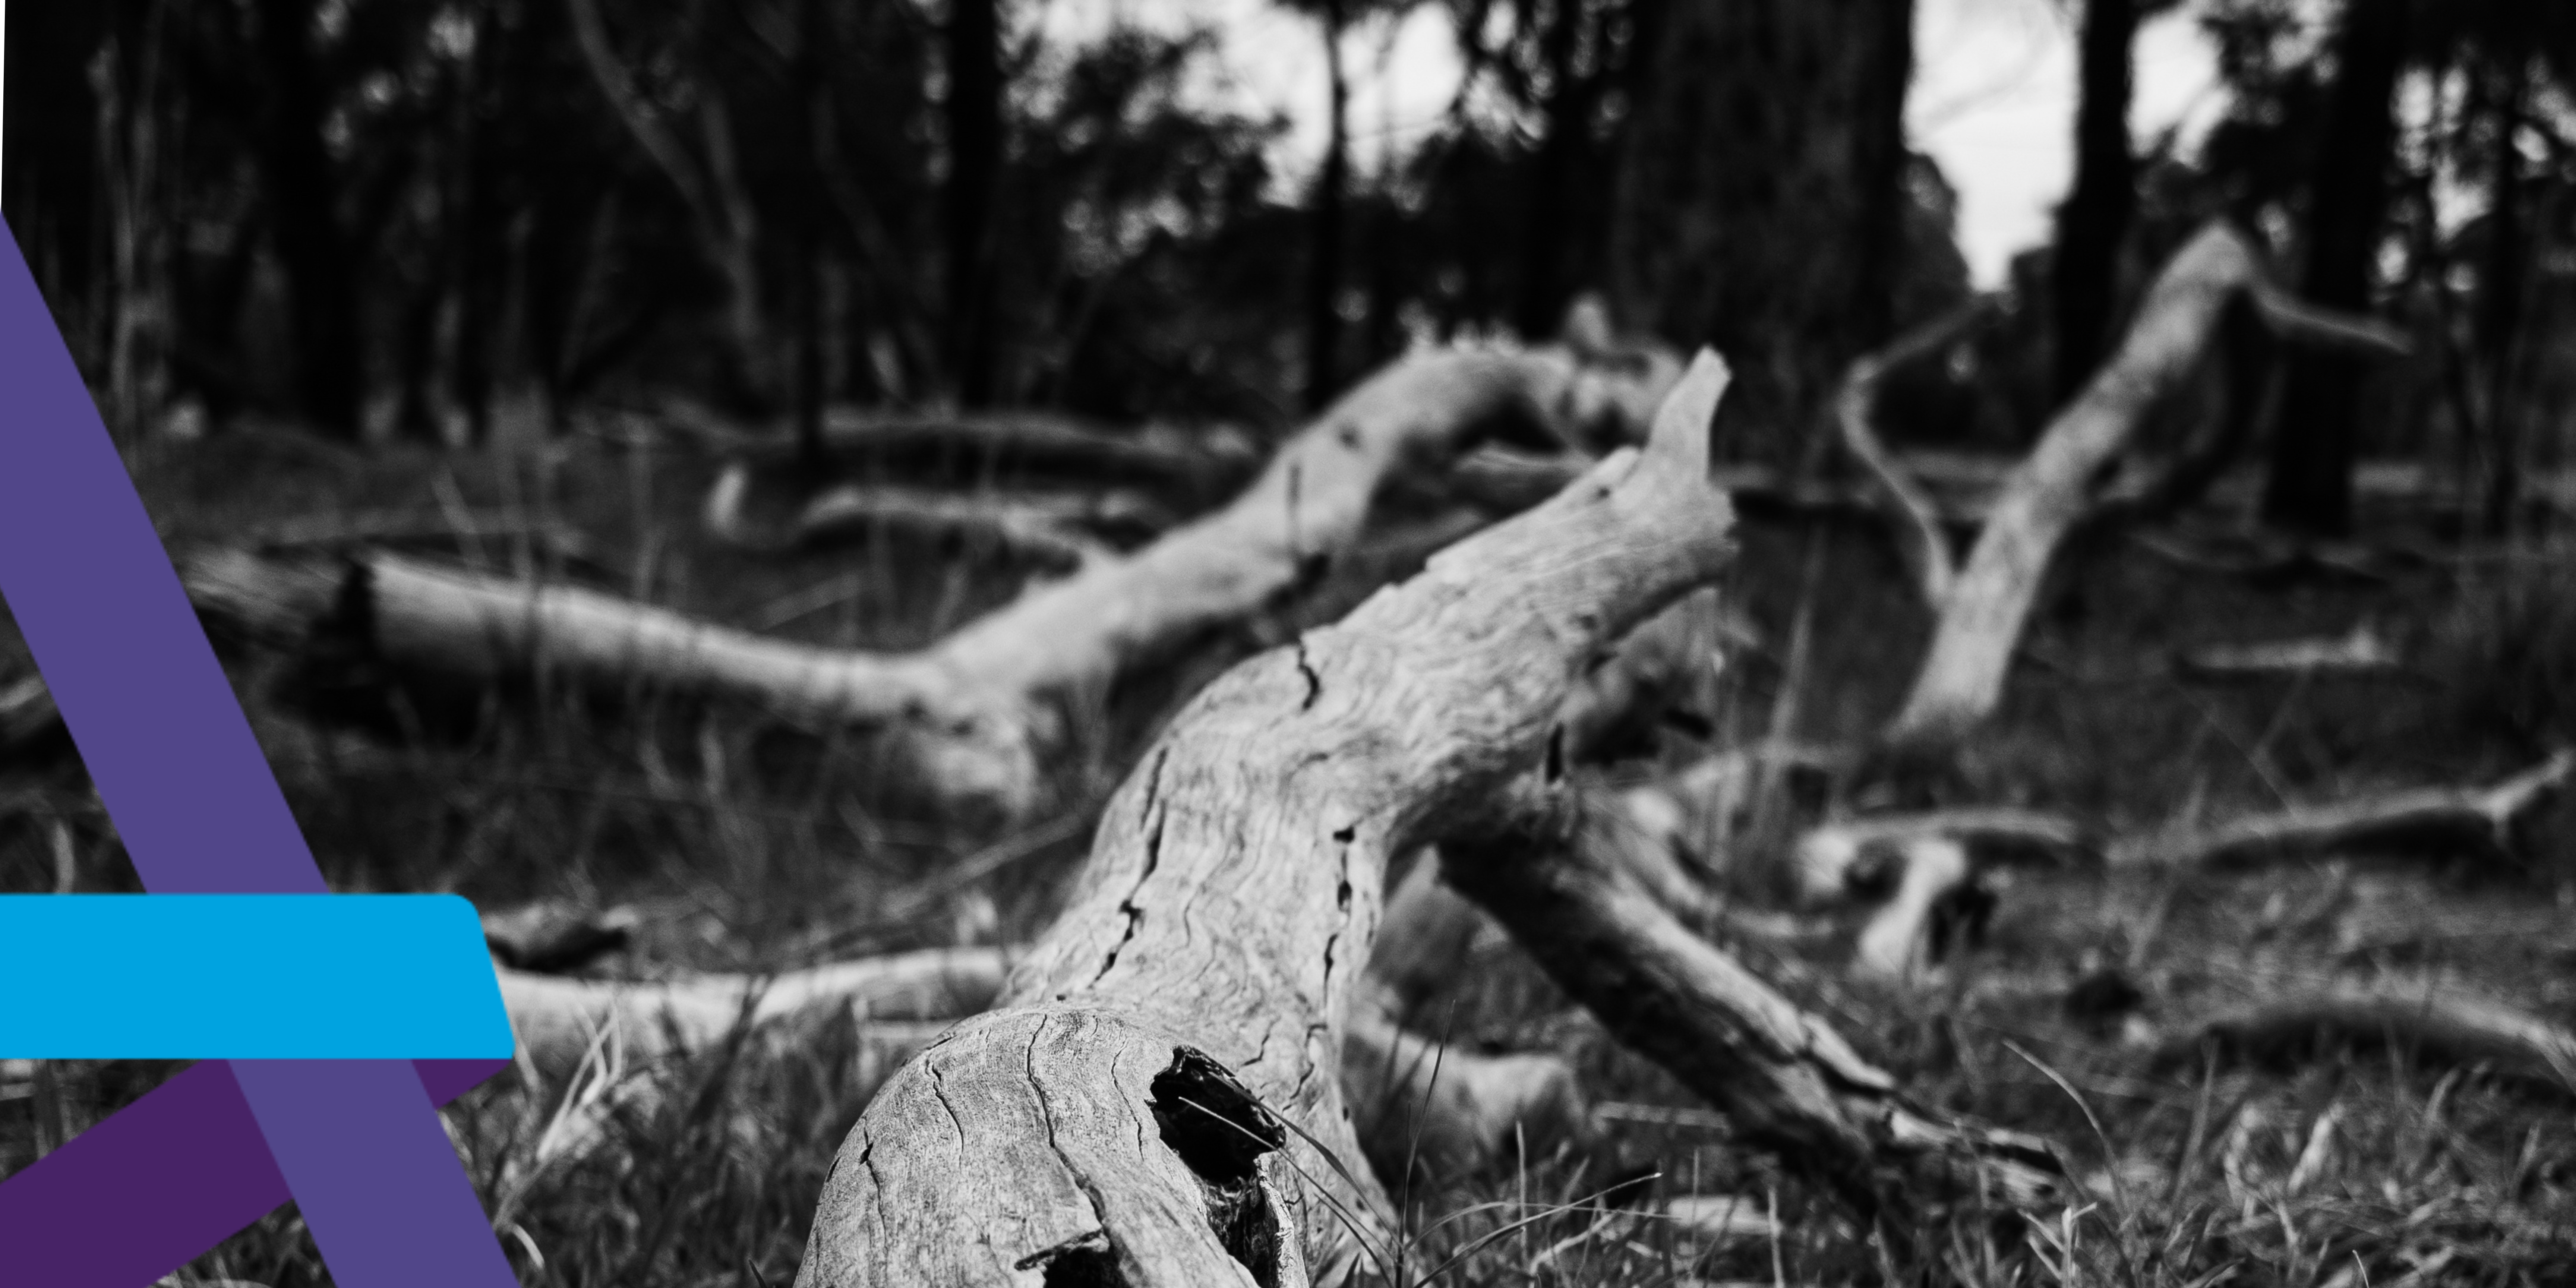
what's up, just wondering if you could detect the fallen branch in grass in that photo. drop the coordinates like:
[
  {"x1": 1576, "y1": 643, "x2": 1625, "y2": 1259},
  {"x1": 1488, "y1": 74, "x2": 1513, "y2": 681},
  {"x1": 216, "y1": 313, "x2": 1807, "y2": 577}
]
[
  {"x1": 796, "y1": 353, "x2": 1737, "y2": 1286},
  {"x1": 1884, "y1": 221, "x2": 2410, "y2": 749},
  {"x1": 1438, "y1": 783, "x2": 2064, "y2": 1220},
  {"x1": 788, "y1": 484, "x2": 1173, "y2": 566},
  {"x1": 2153, "y1": 984, "x2": 2576, "y2": 1093},
  {"x1": 2114, "y1": 751, "x2": 2575, "y2": 871},
  {"x1": 1791, "y1": 809, "x2": 2099, "y2": 981},
  {"x1": 496, "y1": 928, "x2": 1579, "y2": 1186},
  {"x1": 499, "y1": 948, "x2": 1012, "y2": 1078},
  {"x1": 185, "y1": 330, "x2": 1683, "y2": 824},
  {"x1": 2172, "y1": 624, "x2": 2406, "y2": 682},
  {"x1": 1837, "y1": 299, "x2": 1999, "y2": 609},
  {"x1": 249, "y1": 510, "x2": 604, "y2": 565}
]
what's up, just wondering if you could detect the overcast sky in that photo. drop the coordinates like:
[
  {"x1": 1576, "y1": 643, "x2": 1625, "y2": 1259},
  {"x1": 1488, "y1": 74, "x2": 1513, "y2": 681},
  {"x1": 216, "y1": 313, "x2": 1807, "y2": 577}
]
[{"x1": 1036, "y1": 0, "x2": 2235, "y2": 287}]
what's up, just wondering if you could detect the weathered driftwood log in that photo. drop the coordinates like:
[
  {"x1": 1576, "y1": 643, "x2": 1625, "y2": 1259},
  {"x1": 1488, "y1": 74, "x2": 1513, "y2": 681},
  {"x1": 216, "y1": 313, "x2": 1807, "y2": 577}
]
[
  {"x1": 2153, "y1": 984, "x2": 2576, "y2": 1093},
  {"x1": 1883, "y1": 221, "x2": 2408, "y2": 749},
  {"x1": 1437, "y1": 784, "x2": 2063, "y2": 1220},
  {"x1": 186, "y1": 342, "x2": 1682, "y2": 823},
  {"x1": 795, "y1": 355, "x2": 1738, "y2": 1287},
  {"x1": 2113, "y1": 751, "x2": 2575, "y2": 871}
]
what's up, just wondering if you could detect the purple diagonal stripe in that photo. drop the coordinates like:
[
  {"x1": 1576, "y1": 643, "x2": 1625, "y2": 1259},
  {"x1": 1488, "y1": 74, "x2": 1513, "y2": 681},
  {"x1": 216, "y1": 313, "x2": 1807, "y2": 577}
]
[
  {"x1": 0, "y1": 1060, "x2": 505, "y2": 1287},
  {"x1": 0, "y1": 220, "x2": 517, "y2": 1285}
]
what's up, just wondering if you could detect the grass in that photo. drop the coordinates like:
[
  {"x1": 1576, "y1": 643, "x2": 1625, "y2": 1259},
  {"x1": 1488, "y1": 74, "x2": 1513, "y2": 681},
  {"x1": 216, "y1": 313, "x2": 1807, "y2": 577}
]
[{"x1": 3, "y1": 426, "x2": 2574, "y2": 1287}]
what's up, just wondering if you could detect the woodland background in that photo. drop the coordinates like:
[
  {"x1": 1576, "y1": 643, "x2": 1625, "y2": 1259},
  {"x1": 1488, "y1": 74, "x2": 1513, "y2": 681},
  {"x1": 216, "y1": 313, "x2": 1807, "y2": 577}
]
[{"x1": 8, "y1": 1, "x2": 2576, "y2": 1287}]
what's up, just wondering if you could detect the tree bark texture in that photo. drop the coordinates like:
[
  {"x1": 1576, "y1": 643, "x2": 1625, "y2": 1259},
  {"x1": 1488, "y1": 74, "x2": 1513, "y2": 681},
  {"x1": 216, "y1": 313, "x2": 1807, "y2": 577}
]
[{"x1": 792, "y1": 354, "x2": 1740, "y2": 1287}]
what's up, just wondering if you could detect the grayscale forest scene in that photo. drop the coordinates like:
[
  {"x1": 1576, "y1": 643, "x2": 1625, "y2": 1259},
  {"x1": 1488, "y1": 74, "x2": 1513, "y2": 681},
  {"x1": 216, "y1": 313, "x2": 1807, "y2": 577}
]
[{"x1": 5, "y1": 0, "x2": 2576, "y2": 1284}]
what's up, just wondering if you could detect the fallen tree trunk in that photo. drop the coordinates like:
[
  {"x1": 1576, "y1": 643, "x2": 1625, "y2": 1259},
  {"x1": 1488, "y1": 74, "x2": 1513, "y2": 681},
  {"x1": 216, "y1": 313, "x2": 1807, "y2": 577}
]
[
  {"x1": 186, "y1": 340, "x2": 1682, "y2": 823},
  {"x1": 1438, "y1": 784, "x2": 2062, "y2": 1220},
  {"x1": 794, "y1": 354, "x2": 1737, "y2": 1287},
  {"x1": 2113, "y1": 751, "x2": 2575, "y2": 871}
]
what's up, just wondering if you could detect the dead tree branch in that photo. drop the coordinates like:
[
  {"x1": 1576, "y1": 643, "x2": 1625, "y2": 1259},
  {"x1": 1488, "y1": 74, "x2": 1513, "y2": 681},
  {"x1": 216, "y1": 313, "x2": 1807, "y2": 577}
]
[
  {"x1": 2154, "y1": 983, "x2": 2576, "y2": 1093},
  {"x1": 1438, "y1": 783, "x2": 2064, "y2": 1219},
  {"x1": 2115, "y1": 751, "x2": 2575, "y2": 871},
  {"x1": 1837, "y1": 298, "x2": 1999, "y2": 608},
  {"x1": 1885, "y1": 221, "x2": 2408, "y2": 749},
  {"x1": 185, "y1": 341, "x2": 1683, "y2": 822},
  {"x1": 794, "y1": 354, "x2": 1737, "y2": 1286}
]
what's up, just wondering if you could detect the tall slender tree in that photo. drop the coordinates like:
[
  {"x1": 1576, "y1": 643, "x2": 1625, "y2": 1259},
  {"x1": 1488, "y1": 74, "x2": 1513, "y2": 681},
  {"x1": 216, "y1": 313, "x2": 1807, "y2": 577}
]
[
  {"x1": 1304, "y1": 0, "x2": 1352, "y2": 411},
  {"x1": 2053, "y1": 0, "x2": 2140, "y2": 402},
  {"x1": 946, "y1": 0, "x2": 1003, "y2": 406},
  {"x1": 1606, "y1": 0, "x2": 1916, "y2": 452},
  {"x1": 253, "y1": 0, "x2": 366, "y2": 439},
  {"x1": 2260, "y1": 0, "x2": 2410, "y2": 537}
]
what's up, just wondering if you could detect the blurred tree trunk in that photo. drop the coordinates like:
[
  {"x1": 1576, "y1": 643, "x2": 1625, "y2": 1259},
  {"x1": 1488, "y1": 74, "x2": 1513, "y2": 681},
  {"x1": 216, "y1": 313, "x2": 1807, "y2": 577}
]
[
  {"x1": 2260, "y1": 0, "x2": 2408, "y2": 537},
  {"x1": 1508, "y1": 0, "x2": 1590, "y2": 340},
  {"x1": 2053, "y1": 0, "x2": 2137, "y2": 404},
  {"x1": 2, "y1": 5, "x2": 110, "y2": 326},
  {"x1": 1607, "y1": 0, "x2": 1915, "y2": 454},
  {"x1": 795, "y1": 0, "x2": 829, "y2": 465},
  {"x1": 95, "y1": 0, "x2": 180, "y2": 444},
  {"x1": 253, "y1": 0, "x2": 366, "y2": 439},
  {"x1": 945, "y1": 0, "x2": 1002, "y2": 407},
  {"x1": 2476, "y1": 63, "x2": 2530, "y2": 537},
  {"x1": 1305, "y1": 0, "x2": 1351, "y2": 411}
]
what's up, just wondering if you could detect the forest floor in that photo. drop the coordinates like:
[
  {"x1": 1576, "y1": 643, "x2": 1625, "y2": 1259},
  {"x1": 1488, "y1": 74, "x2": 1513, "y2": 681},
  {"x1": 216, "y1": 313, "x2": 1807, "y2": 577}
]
[{"x1": 4, "y1": 422, "x2": 2575, "y2": 1288}]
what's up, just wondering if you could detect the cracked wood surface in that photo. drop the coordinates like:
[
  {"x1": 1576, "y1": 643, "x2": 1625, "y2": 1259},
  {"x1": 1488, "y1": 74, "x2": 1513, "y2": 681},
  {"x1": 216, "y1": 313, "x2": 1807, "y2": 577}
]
[
  {"x1": 183, "y1": 345, "x2": 1679, "y2": 823},
  {"x1": 795, "y1": 354, "x2": 1739, "y2": 1288}
]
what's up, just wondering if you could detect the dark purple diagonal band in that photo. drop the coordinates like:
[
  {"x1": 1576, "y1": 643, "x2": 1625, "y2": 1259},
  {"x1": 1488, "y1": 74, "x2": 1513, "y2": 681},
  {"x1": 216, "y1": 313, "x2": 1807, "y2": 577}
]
[
  {"x1": 0, "y1": 1060, "x2": 504, "y2": 1287},
  {"x1": 0, "y1": 222, "x2": 515, "y2": 1285}
]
